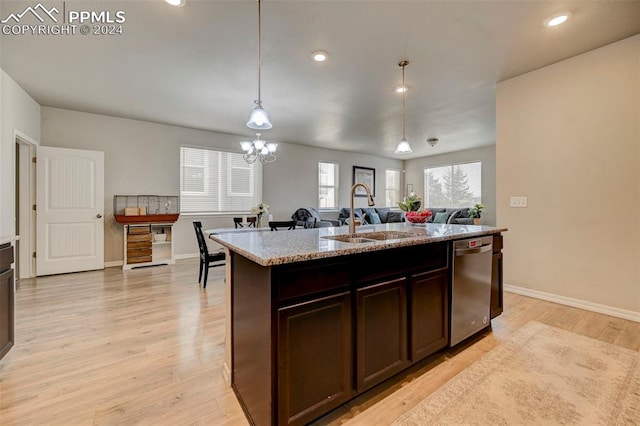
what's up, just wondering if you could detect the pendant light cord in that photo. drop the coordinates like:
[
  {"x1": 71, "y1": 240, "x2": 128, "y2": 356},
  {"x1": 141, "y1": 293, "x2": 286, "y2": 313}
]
[
  {"x1": 257, "y1": 0, "x2": 262, "y2": 103},
  {"x1": 402, "y1": 63, "x2": 406, "y2": 140}
]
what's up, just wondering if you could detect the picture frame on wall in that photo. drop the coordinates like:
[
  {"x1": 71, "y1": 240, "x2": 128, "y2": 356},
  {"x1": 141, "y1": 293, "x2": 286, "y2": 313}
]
[{"x1": 352, "y1": 166, "x2": 375, "y2": 197}]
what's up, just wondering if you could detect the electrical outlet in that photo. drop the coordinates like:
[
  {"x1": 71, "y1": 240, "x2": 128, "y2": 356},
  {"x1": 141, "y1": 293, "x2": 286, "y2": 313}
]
[{"x1": 510, "y1": 196, "x2": 528, "y2": 208}]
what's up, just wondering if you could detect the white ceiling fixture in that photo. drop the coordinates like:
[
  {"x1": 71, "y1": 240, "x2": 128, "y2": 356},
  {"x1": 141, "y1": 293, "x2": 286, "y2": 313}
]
[
  {"x1": 311, "y1": 51, "x2": 328, "y2": 62},
  {"x1": 394, "y1": 85, "x2": 408, "y2": 93},
  {"x1": 394, "y1": 60, "x2": 413, "y2": 154},
  {"x1": 164, "y1": 0, "x2": 185, "y2": 6},
  {"x1": 246, "y1": 0, "x2": 272, "y2": 130},
  {"x1": 544, "y1": 11, "x2": 572, "y2": 27},
  {"x1": 427, "y1": 137, "x2": 439, "y2": 147},
  {"x1": 240, "y1": 133, "x2": 278, "y2": 164}
]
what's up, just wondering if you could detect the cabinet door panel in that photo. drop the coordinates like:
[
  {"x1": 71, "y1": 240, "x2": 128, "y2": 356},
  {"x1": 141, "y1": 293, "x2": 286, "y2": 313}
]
[
  {"x1": 277, "y1": 292, "x2": 352, "y2": 426},
  {"x1": 356, "y1": 278, "x2": 408, "y2": 392},
  {"x1": 410, "y1": 269, "x2": 448, "y2": 362},
  {"x1": 491, "y1": 252, "x2": 503, "y2": 319},
  {"x1": 0, "y1": 269, "x2": 15, "y2": 360}
]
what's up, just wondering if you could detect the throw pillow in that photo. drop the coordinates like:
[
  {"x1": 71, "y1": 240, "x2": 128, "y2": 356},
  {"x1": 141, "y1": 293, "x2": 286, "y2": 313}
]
[
  {"x1": 368, "y1": 212, "x2": 381, "y2": 224},
  {"x1": 433, "y1": 212, "x2": 450, "y2": 223}
]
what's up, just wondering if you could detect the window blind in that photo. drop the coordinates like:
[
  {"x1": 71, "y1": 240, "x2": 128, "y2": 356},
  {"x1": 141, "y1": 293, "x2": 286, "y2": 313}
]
[{"x1": 180, "y1": 146, "x2": 263, "y2": 213}]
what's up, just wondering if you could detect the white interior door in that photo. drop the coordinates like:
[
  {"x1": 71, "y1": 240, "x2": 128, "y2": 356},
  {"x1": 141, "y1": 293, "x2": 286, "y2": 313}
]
[{"x1": 36, "y1": 146, "x2": 104, "y2": 276}]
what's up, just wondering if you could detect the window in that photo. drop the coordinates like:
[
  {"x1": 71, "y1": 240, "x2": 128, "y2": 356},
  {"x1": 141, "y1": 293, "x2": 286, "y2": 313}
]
[
  {"x1": 385, "y1": 169, "x2": 401, "y2": 208},
  {"x1": 180, "y1": 146, "x2": 263, "y2": 213},
  {"x1": 318, "y1": 162, "x2": 339, "y2": 209},
  {"x1": 424, "y1": 162, "x2": 481, "y2": 207}
]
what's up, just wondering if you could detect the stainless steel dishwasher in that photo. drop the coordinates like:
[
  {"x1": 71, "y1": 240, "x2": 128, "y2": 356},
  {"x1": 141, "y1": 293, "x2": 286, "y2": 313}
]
[{"x1": 450, "y1": 236, "x2": 493, "y2": 346}]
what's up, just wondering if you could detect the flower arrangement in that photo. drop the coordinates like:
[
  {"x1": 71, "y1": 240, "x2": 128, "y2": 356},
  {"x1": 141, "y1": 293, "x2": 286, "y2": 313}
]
[
  {"x1": 405, "y1": 209, "x2": 432, "y2": 224},
  {"x1": 469, "y1": 203, "x2": 485, "y2": 219},
  {"x1": 398, "y1": 193, "x2": 422, "y2": 212},
  {"x1": 251, "y1": 203, "x2": 269, "y2": 227}
]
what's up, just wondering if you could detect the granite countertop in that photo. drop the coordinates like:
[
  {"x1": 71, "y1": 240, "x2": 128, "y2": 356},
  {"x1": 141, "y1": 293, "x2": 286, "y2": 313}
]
[
  {"x1": 208, "y1": 222, "x2": 507, "y2": 266},
  {"x1": 0, "y1": 236, "x2": 17, "y2": 245}
]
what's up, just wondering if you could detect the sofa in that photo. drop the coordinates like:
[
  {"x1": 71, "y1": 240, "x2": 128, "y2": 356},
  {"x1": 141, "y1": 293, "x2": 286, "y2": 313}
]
[
  {"x1": 424, "y1": 207, "x2": 474, "y2": 225},
  {"x1": 337, "y1": 207, "x2": 405, "y2": 225}
]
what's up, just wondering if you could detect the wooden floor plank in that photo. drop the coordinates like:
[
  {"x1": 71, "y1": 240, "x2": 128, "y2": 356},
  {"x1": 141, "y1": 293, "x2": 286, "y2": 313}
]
[{"x1": 1, "y1": 259, "x2": 637, "y2": 425}]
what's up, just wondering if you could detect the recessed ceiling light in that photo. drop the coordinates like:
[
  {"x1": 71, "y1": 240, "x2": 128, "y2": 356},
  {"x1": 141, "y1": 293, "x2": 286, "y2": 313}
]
[
  {"x1": 311, "y1": 51, "x2": 328, "y2": 62},
  {"x1": 165, "y1": 0, "x2": 185, "y2": 6},
  {"x1": 544, "y1": 11, "x2": 572, "y2": 27},
  {"x1": 394, "y1": 85, "x2": 408, "y2": 93}
]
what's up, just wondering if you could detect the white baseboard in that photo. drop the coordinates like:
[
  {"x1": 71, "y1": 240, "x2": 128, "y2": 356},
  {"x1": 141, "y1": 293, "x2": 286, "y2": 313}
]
[
  {"x1": 175, "y1": 253, "x2": 198, "y2": 260},
  {"x1": 504, "y1": 284, "x2": 640, "y2": 323},
  {"x1": 105, "y1": 254, "x2": 197, "y2": 268}
]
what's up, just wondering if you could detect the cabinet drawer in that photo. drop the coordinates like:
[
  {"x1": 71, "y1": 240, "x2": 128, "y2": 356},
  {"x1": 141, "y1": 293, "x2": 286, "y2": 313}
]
[
  {"x1": 127, "y1": 233, "x2": 152, "y2": 243},
  {"x1": 128, "y1": 248, "x2": 152, "y2": 257},
  {"x1": 127, "y1": 241, "x2": 151, "y2": 249},
  {"x1": 275, "y1": 260, "x2": 351, "y2": 304},
  {"x1": 355, "y1": 243, "x2": 447, "y2": 283},
  {"x1": 127, "y1": 255, "x2": 152, "y2": 264},
  {"x1": 128, "y1": 226, "x2": 151, "y2": 234},
  {"x1": 0, "y1": 243, "x2": 13, "y2": 272}
]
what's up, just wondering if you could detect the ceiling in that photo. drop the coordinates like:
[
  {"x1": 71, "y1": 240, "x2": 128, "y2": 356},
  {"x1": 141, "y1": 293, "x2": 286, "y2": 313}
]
[{"x1": 2, "y1": 1, "x2": 639, "y2": 159}]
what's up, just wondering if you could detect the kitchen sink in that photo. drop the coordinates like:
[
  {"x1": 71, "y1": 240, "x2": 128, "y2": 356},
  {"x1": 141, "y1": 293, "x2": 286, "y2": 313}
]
[
  {"x1": 322, "y1": 231, "x2": 414, "y2": 244},
  {"x1": 322, "y1": 235, "x2": 377, "y2": 244},
  {"x1": 360, "y1": 231, "x2": 414, "y2": 241}
]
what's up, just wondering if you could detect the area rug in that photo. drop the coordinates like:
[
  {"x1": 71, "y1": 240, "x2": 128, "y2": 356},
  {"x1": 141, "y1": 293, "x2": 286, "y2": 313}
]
[{"x1": 393, "y1": 322, "x2": 640, "y2": 425}]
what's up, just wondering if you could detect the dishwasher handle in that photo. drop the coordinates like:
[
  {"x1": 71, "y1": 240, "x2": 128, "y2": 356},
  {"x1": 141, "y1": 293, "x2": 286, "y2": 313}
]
[{"x1": 455, "y1": 244, "x2": 492, "y2": 256}]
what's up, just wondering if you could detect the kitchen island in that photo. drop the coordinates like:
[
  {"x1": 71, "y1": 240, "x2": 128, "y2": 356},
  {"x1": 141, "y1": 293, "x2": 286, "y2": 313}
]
[{"x1": 209, "y1": 222, "x2": 506, "y2": 426}]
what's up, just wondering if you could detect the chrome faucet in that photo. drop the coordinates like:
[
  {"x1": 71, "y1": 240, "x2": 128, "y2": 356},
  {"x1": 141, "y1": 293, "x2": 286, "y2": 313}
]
[{"x1": 349, "y1": 183, "x2": 375, "y2": 234}]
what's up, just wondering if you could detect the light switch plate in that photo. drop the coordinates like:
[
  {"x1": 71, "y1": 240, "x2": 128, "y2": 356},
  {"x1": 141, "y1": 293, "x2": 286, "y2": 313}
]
[{"x1": 510, "y1": 196, "x2": 528, "y2": 208}]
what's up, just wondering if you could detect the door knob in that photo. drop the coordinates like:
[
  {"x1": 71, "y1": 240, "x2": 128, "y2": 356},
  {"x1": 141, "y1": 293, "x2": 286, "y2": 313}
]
[{"x1": 97, "y1": 214, "x2": 103, "y2": 218}]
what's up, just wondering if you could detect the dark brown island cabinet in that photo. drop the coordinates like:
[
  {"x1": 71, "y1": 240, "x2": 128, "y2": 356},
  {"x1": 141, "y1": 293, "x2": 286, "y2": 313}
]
[
  {"x1": 1, "y1": 242, "x2": 15, "y2": 361},
  {"x1": 231, "y1": 234, "x2": 504, "y2": 426}
]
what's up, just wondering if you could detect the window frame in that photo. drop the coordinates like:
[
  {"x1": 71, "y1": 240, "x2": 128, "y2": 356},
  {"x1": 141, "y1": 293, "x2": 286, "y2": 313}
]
[
  {"x1": 423, "y1": 161, "x2": 482, "y2": 208},
  {"x1": 180, "y1": 145, "x2": 263, "y2": 215},
  {"x1": 384, "y1": 169, "x2": 402, "y2": 208},
  {"x1": 318, "y1": 161, "x2": 340, "y2": 210}
]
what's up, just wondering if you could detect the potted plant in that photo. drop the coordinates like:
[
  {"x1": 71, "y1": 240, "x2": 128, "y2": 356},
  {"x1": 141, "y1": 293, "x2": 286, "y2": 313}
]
[
  {"x1": 469, "y1": 203, "x2": 485, "y2": 225},
  {"x1": 398, "y1": 193, "x2": 422, "y2": 212}
]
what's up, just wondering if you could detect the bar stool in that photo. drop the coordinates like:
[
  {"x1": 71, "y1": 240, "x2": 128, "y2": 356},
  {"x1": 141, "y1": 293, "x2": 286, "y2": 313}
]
[{"x1": 269, "y1": 220, "x2": 296, "y2": 231}]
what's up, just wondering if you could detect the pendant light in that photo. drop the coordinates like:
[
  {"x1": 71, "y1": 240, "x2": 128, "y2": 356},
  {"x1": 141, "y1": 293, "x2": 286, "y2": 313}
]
[
  {"x1": 394, "y1": 60, "x2": 413, "y2": 154},
  {"x1": 246, "y1": 0, "x2": 272, "y2": 130}
]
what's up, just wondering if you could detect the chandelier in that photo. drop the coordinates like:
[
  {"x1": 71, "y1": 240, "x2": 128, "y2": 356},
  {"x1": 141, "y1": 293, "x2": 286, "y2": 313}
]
[{"x1": 240, "y1": 133, "x2": 278, "y2": 164}]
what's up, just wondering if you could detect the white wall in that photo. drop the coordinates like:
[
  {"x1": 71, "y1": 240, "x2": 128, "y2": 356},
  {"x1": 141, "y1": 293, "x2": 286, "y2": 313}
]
[
  {"x1": 41, "y1": 107, "x2": 402, "y2": 263},
  {"x1": 404, "y1": 146, "x2": 496, "y2": 226},
  {"x1": 496, "y1": 35, "x2": 640, "y2": 315},
  {"x1": 0, "y1": 70, "x2": 41, "y2": 237}
]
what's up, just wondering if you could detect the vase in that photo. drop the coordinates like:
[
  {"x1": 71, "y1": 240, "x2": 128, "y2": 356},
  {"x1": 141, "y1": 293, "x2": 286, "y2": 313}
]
[{"x1": 257, "y1": 215, "x2": 263, "y2": 228}]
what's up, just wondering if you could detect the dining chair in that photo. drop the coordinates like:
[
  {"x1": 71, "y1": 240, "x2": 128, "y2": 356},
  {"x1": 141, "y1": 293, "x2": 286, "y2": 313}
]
[
  {"x1": 192, "y1": 221, "x2": 225, "y2": 288},
  {"x1": 233, "y1": 217, "x2": 257, "y2": 228},
  {"x1": 269, "y1": 220, "x2": 296, "y2": 231}
]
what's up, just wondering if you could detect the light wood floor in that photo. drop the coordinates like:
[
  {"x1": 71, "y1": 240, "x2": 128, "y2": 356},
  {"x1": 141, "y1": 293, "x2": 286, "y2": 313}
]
[{"x1": 1, "y1": 260, "x2": 638, "y2": 425}]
